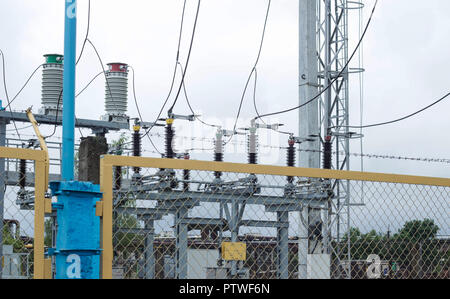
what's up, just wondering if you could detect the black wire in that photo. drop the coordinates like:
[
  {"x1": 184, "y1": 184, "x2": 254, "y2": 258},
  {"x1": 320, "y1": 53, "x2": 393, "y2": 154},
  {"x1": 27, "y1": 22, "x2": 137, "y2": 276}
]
[
  {"x1": 2, "y1": 63, "x2": 43, "y2": 111},
  {"x1": 138, "y1": 0, "x2": 190, "y2": 145},
  {"x1": 225, "y1": 0, "x2": 272, "y2": 145},
  {"x1": 86, "y1": 38, "x2": 122, "y2": 116},
  {"x1": 44, "y1": 71, "x2": 100, "y2": 140},
  {"x1": 75, "y1": 71, "x2": 103, "y2": 98},
  {"x1": 255, "y1": 0, "x2": 378, "y2": 120},
  {"x1": 76, "y1": 0, "x2": 91, "y2": 66},
  {"x1": 0, "y1": 49, "x2": 21, "y2": 140},
  {"x1": 129, "y1": 66, "x2": 162, "y2": 155},
  {"x1": 167, "y1": 0, "x2": 202, "y2": 115},
  {"x1": 338, "y1": 91, "x2": 450, "y2": 129},
  {"x1": 252, "y1": 68, "x2": 293, "y2": 137},
  {"x1": 177, "y1": 62, "x2": 219, "y2": 128},
  {"x1": 44, "y1": 89, "x2": 63, "y2": 139}
]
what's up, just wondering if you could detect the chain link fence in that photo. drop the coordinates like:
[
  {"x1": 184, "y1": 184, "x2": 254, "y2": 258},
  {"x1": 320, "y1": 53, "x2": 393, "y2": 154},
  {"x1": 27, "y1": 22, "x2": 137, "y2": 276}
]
[
  {"x1": 0, "y1": 154, "x2": 36, "y2": 279},
  {"x1": 101, "y1": 156, "x2": 450, "y2": 280}
]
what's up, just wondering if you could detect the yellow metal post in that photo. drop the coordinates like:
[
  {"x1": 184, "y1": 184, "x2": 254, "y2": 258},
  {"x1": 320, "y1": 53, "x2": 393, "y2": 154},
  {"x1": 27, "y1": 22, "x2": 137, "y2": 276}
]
[
  {"x1": 0, "y1": 147, "x2": 48, "y2": 279},
  {"x1": 34, "y1": 159, "x2": 47, "y2": 279},
  {"x1": 100, "y1": 157, "x2": 113, "y2": 279}
]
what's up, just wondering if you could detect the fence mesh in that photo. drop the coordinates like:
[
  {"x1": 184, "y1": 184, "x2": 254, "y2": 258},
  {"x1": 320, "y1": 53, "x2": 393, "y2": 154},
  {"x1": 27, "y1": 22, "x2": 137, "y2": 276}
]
[
  {"x1": 109, "y1": 164, "x2": 450, "y2": 279},
  {"x1": 1, "y1": 156, "x2": 36, "y2": 279}
]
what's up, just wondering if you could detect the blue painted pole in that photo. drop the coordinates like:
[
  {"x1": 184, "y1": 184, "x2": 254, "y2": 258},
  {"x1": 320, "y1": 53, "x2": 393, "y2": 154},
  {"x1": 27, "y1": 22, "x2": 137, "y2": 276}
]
[{"x1": 62, "y1": 0, "x2": 77, "y2": 181}]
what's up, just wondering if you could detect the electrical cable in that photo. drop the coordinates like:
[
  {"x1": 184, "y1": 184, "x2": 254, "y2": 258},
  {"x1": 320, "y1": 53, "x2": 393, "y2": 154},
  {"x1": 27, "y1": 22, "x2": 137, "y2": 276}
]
[
  {"x1": 86, "y1": 38, "x2": 114, "y2": 104},
  {"x1": 2, "y1": 63, "x2": 44, "y2": 111},
  {"x1": 254, "y1": 0, "x2": 378, "y2": 120},
  {"x1": 167, "y1": 0, "x2": 202, "y2": 115},
  {"x1": 252, "y1": 67, "x2": 291, "y2": 137},
  {"x1": 75, "y1": 71, "x2": 103, "y2": 98},
  {"x1": 137, "y1": 0, "x2": 190, "y2": 145},
  {"x1": 44, "y1": 89, "x2": 63, "y2": 139},
  {"x1": 76, "y1": 0, "x2": 91, "y2": 66},
  {"x1": 177, "y1": 61, "x2": 220, "y2": 128},
  {"x1": 225, "y1": 0, "x2": 272, "y2": 145},
  {"x1": 129, "y1": 65, "x2": 162, "y2": 155},
  {"x1": 0, "y1": 49, "x2": 22, "y2": 140},
  {"x1": 335, "y1": 91, "x2": 450, "y2": 129}
]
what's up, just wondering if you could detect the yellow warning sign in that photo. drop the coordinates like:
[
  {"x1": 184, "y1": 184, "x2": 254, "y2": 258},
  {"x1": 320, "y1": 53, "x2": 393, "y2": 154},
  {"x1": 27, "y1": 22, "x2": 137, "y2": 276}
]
[{"x1": 222, "y1": 242, "x2": 247, "y2": 261}]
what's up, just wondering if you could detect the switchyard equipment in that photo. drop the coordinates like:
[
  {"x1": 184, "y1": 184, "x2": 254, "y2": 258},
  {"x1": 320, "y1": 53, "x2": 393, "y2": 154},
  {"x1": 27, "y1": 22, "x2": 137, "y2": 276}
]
[
  {"x1": 107, "y1": 119, "x2": 331, "y2": 279},
  {"x1": 2, "y1": 0, "x2": 449, "y2": 281},
  {"x1": 40, "y1": 54, "x2": 64, "y2": 116},
  {"x1": 102, "y1": 63, "x2": 130, "y2": 124}
]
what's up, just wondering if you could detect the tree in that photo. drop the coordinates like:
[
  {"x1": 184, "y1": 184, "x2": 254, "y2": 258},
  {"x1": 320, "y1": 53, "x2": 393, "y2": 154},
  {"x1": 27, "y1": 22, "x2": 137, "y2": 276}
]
[
  {"x1": 338, "y1": 219, "x2": 444, "y2": 278},
  {"x1": 395, "y1": 219, "x2": 439, "y2": 242}
]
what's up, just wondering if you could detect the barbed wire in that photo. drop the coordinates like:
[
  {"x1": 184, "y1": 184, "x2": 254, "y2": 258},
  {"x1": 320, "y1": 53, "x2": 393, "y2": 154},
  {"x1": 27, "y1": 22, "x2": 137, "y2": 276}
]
[
  {"x1": 5, "y1": 131, "x2": 450, "y2": 164},
  {"x1": 143, "y1": 133, "x2": 450, "y2": 164}
]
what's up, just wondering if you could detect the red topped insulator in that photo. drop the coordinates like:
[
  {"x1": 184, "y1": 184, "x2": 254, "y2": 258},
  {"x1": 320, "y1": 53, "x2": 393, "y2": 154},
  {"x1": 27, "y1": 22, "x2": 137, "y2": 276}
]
[{"x1": 107, "y1": 63, "x2": 128, "y2": 73}]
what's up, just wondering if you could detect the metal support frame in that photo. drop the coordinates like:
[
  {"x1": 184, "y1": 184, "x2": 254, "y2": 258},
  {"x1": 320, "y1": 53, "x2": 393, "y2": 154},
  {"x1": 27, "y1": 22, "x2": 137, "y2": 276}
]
[
  {"x1": 0, "y1": 111, "x2": 129, "y2": 133},
  {"x1": 317, "y1": 0, "x2": 364, "y2": 279}
]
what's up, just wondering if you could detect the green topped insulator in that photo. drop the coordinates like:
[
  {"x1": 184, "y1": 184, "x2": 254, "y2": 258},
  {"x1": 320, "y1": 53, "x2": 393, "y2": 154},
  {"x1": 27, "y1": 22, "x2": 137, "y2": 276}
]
[{"x1": 44, "y1": 54, "x2": 64, "y2": 64}]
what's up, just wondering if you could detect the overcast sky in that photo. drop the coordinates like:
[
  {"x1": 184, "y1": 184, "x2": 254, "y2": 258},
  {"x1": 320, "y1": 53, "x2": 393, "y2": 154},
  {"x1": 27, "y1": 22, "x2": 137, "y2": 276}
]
[{"x1": 0, "y1": 0, "x2": 449, "y2": 178}]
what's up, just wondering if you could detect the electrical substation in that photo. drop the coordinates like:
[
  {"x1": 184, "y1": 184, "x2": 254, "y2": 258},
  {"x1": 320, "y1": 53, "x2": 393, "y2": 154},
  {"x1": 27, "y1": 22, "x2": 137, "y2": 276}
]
[{"x1": 0, "y1": 0, "x2": 449, "y2": 280}]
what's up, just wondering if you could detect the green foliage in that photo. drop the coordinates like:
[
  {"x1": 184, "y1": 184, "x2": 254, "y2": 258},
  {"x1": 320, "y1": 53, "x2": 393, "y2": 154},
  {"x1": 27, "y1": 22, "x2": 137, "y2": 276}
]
[
  {"x1": 337, "y1": 219, "x2": 444, "y2": 277},
  {"x1": 395, "y1": 219, "x2": 439, "y2": 242},
  {"x1": 2, "y1": 225, "x2": 25, "y2": 252},
  {"x1": 111, "y1": 133, "x2": 129, "y2": 155},
  {"x1": 44, "y1": 219, "x2": 53, "y2": 247}
]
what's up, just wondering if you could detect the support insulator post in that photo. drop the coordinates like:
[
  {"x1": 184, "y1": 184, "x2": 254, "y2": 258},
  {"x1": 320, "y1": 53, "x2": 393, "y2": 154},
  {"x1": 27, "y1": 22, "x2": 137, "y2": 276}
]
[
  {"x1": 248, "y1": 125, "x2": 258, "y2": 165},
  {"x1": 165, "y1": 119, "x2": 175, "y2": 159},
  {"x1": 214, "y1": 130, "x2": 224, "y2": 179},
  {"x1": 133, "y1": 125, "x2": 142, "y2": 174},
  {"x1": 183, "y1": 153, "x2": 190, "y2": 192},
  {"x1": 287, "y1": 137, "x2": 296, "y2": 184},
  {"x1": 323, "y1": 135, "x2": 332, "y2": 170},
  {"x1": 19, "y1": 159, "x2": 27, "y2": 190}
]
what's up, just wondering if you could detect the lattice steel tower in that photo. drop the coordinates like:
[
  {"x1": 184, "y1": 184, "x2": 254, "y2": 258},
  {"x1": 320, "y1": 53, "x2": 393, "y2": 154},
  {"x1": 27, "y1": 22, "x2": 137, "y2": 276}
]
[{"x1": 298, "y1": 0, "x2": 364, "y2": 279}]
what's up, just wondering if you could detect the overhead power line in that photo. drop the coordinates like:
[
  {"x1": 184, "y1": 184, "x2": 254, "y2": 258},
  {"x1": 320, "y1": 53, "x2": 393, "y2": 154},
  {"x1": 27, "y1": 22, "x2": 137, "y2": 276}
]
[
  {"x1": 335, "y1": 91, "x2": 450, "y2": 129},
  {"x1": 137, "y1": 0, "x2": 194, "y2": 145},
  {"x1": 226, "y1": 0, "x2": 272, "y2": 145},
  {"x1": 130, "y1": 65, "x2": 162, "y2": 155},
  {"x1": 2, "y1": 63, "x2": 43, "y2": 111},
  {"x1": 76, "y1": 0, "x2": 91, "y2": 65},
  {"x1": 255, "y1": 0, "x2": 379, "y2": 120},
  {"x1": 168, "y1": 0, "x2": 202, "y2": 115},
  {"x1": 0, "y1": 49, "x2": 22, "y2": 140},
  {"x1": 177, "y1": 61, "x2": 219, "y2": 129}
]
